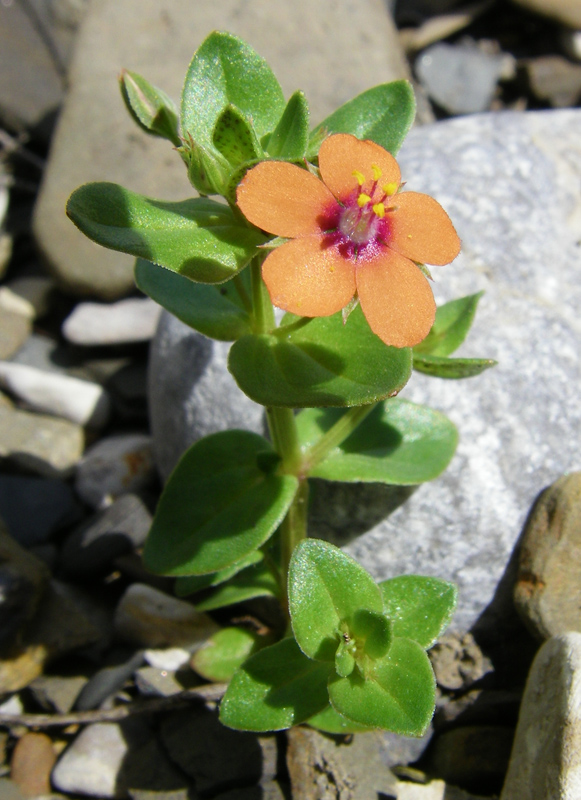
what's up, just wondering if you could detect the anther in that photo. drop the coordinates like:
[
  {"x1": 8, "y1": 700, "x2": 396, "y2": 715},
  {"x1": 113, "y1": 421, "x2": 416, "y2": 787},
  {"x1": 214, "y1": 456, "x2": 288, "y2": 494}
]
[
  {"x1": 357, "y1": 193, "x2": 371, "y2": 208},
  {"x1": 352, "y1": 170, "x2": 365, "y2": 186},
  {"x1": 372, "y1": 202, "x2": 385, "y2": 218},
  {"x1": 371, "y1": 164, "x2": 382, "y2": 181},
  {"x1": 383, "y1": 182, "x2": 398, "y2": 196}
]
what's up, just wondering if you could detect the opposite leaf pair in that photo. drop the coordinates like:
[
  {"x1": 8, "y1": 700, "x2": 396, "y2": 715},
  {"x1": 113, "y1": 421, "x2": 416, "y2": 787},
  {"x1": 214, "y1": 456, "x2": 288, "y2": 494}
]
[{"x1": 221, "y1": 539, "x2": 457, "y2": 734}]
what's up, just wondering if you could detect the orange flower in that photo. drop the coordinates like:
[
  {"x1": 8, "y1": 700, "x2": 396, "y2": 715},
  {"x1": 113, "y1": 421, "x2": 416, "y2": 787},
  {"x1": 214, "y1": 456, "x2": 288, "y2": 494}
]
[{"x1": 236, "y1": 133, "x2": 461, "y2": 348}]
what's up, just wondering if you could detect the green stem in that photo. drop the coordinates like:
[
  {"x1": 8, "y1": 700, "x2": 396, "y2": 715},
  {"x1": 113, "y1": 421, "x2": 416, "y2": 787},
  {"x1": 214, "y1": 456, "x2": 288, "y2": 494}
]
[
  {"x1": 250, "y1": 256, "x2": 274, "y2": 333},
  {"x1": 270, "y1": 316, "x2": 314, "y2": 338},
  {"x1": 279, "y1": 478, "x2": 309, "y2": 609},
  {"x1": 233, "y1": 273, "x2": 252, "y2": 314},
  {"x1": 301, "y1": 403, "x2": 376, "y2": 473}
]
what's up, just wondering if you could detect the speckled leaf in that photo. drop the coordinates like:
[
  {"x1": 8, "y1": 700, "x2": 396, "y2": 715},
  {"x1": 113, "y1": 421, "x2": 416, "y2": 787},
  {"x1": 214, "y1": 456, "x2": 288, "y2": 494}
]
[
  {"x1": 143, "y1": 431, "x2": 298, "y2": 576},
  {"x1": 134, "y1": 258, "x2": 252, "y2": 341},
  {"x1": 413, "y1": 354, "x2": 496, "y2": 379},
  {"x1": 220, "y1": 637, "x2": 332, "y2": 731},
  {"x1": 228, "y1": 306, "x2": 412, "y2": 408},
  {"x1": 265, "y1": 90, "x2": 310, "y2": 160},
  {"x1": 192, "y1": 626, "x2": 270, "y2": 682},
  {"x1": 379, "y1": 575, "x2": 458, "y2": 649},
  {"x1": 213, "y1": 104, "x2": 263, "y2": 167},
  {"x1": 67, "y1": 185, "x2": 266, "y2": 284},
  {"x1": 309, "y1": 81, "x2": 415, "y2": 156},
  {"x1": 329, "y1": 637, "x2": 436, "y2": 735}
]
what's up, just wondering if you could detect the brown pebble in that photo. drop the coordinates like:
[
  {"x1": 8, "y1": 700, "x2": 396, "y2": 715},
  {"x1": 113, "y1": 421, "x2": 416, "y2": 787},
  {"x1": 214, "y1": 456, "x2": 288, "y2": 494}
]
[{"x1": 10, "y1": 732, "x2": 56, "y2": 797}]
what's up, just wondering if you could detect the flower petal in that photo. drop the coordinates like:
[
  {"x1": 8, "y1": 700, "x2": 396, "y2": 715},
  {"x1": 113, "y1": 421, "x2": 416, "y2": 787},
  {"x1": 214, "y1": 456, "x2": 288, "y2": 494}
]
[
  {"x1": 387, "y1": 192, "x2": 461, "y2": 266},
  {"x1": 237, "y1": 161, "x2": 336, "y2": 238},
  {"x1": 319, "y1": 134, "x2": 401, "y2": 203},
  {"x1": 356, "y1": 248, "x2": 436, "y2": 348},
  {"x1": 262, "y1": 236, "x2": 356, "y2": 317}
]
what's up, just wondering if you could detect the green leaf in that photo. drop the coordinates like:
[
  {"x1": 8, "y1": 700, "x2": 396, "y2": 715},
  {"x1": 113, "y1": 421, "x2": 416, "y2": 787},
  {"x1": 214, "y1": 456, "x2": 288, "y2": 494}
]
[
  {"x1": 143, "y1": 431, "x2": 298, "y2": 576},
  {"x1": 119, "y1": 70, "x2": 180, "y2": 145},
  {"x1": 213, "y1": 104, "x2": 263, "y2": 167},
  {"x1": 174, "y1": 550, "x2": 263, "y2": 596},
  {"x1": 229, "y1": 306, "x2": 412, "y2": 408},
  {"x1": 288, "y1": 539, "x2": 384, "y2": 662},
  {"x1": 329, "y1": 637, "x2": 436, "y2": 735},
  {"x1": 297, "y1": 399, "x2": 457, "y2": 484},
  {"x1": 307, "y1": 704, "x2": 373, "y2": 734},
  {"x1": 265, "y1": 90, "x2": 310, "y2": 160},
  {"x1": 413, "y1": 354, "x2": 497, "y2": 379},
  {"x1": 181, "y1": 31, "x2": 285, "y2": 151},
  {"x1": 414, "y1": 292, "x2": 484, "y2": 357},
  {"x1": 309, "y1": 81, "x2": 415, "y2": 157},
  {"x1": 379, "y1": 575, "x2": 457, "y2": 649},
  {"x1": 134, "y1": 259, "x2": 252, "y2": 341},
  {"x1": 194, "y1": 560, "x2": 280, "y2": 611},
  {"x1": 67, "y1": 184, "x2": 267, "y2": 284},
  {"x1": 220, "y1": 637, "x2": 332, "y2": 731},
  {"x1": 192, "y1": 626, "x2": 270, "y2": 682}
]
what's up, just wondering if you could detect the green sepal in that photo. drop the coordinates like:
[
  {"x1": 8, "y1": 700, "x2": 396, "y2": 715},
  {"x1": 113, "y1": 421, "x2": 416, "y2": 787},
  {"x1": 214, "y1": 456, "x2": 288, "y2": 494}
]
[
  {"x1": 328, "y1": 637, "x2": 436, "y2": 736},
  {"x1": 309, "y1": 81, "x2": 415, "y2": 157},
  {"x1": 265, "y1": 90, "x2": 310, "y2": 160},
  {"x1": 228, "y1": 306, "x2": 412, "y2": 408},
  {"x1": 181, "y1": 31, "x2": 285, "y2": 152},
  {"x1": 194, "y1": 560, "x2": 280, "y2": 611},
  {"x1": 174, "y1": 550, "x2": 263, "y2": 597},
  {"x1": 134, "y1": 259, "x2": 252, "y2": 341},
  {"x1": 413, "y1": 354, "x2": 497, "y2": 379},
  {"x1": 288, "y1": 539, "x2": 384, "y2": 662},
  {"x1": 67, "y1": 184, "x2": 267, "y2": 284},
  {"x1": 379, "y1": 575, "x2": 457, "y2": 649},
  {"x1": 143, "y1": 431, "x2": 298, "y2": 576},
  {"x1": 414, "y1": 292, "x2": 484, "y2": 357},
  {"x1": 178, "y1": 135, "x2": 231, "y2": 196},
  {"x1": 308, "y1": 704, "x2": 373, "y2": 733},
  {"x1": 213, "y1": 104, "x2": 264, "y2": 167},
  {"x1": 220, "y1": 637, "x2": 333, "y2": 732},
  {"x1": 297, "y1": 399, "x2": 457, "y2": 484},
  {"x1": 119, "y1": 69, "x2": 180, "y2": 146},
  {"x1": 191, "y1": 626, "x2": 272, "y2": 683},
  {"x1": 335, "y1": 641, "x2": 356, "y2": 678}
]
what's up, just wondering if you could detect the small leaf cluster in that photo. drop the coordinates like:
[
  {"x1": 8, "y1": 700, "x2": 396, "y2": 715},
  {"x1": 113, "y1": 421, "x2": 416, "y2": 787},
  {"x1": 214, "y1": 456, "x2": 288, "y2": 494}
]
[{"x1": 220, "y1": 539, "x2": 457, "y2": 734}]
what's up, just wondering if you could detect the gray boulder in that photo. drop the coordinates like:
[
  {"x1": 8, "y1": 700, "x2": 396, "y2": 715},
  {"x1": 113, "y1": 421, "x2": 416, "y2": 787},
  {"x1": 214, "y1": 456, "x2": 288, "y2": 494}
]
[{"x1": 149, "y1": 110, "x2": 581, "y2": 635}]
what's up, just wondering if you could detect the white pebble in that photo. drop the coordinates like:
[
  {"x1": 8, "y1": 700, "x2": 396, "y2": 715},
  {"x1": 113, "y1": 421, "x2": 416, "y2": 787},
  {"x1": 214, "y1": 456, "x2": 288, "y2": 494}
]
[{"x1": 62, "y1": 297, "x2": 162, "y2": 345}]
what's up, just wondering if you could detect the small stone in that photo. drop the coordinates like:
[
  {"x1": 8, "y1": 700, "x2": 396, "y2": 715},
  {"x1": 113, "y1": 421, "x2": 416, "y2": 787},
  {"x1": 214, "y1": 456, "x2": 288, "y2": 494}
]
[
  {"x1": 0, "y1": 695, "x2": 24, "y2": 716},
  {"x1": 501, "y1": 632, "x2": 581, "y2": 799},
  {"x1": 134, "y1": 666, "x2": 198, "y2": 698},
  {"x1": 560, "y1": 28, "x2": 581, "y2": 62},
  {"x1": 0, "y1": 579, "x2": 101, "y2": 693},
  {"x1": 114, "y1": 584, "x2": 219, "y2": 649},
  {"x1": 0, "y1": 524, "x2": 50, "y2": 647},
  {"x1": 286, "y1": 726, "x2": 399, "y2": 800},
  {"x1": 0, "y1": 362, "x2": 111, "y2": 428},
  {"x1": 415, "y1": 40, "x2": 506, "y2": 114},
  {"x1": 28, "y1": 675, "x2": 89, "y2": 714},
  {"x1": 0, "y1": 234, "x2": 12, "y2": 282},
  {"x1": 0, "y1": 310, "x2": 31, "y2": 361},
  {"x1": 143, "y1": 647, "x2": 191, "y2": 671},
  {"x1": 0, "y1": 407, "x2": 84, "y2": 479},
  {"x1": 60, "y1": 494, "x2": 151, "y2": 577},
  {"x1": 62, "y1": 298, "x2": 162, "y2": 346},
  {"x1": 525, "y1": 56, "x2": 581, "y2": 107},
  {"x1": 428, "y1": 632, "x2": 493, "y2": 691},
  {"x1": 397, "y1": 780, "x2": 490, "y2": 799},
  {"x1": 73, "y1": 650, "x2": 145, "y2": 711},
  {"x1": 10, "y1": 732, "x2": 56, "y2": 797},
  {"x1": 511, "y1": 0, "x2": 581, "y2": 27},
  {"x1": 160, "y1": 706, "x2": 263, "y2": 796},
  {"x1": 0, "y1": 276, "x2": 55, "y2": 320},
  {"x1": 422, "y1": 726, "x2": 514, "y2": 795},
  {"x1": 52, "y1": 718, "x2": 189, "y2": 799},
  {"x1": 515, "y1": 473, "x2": 581, "y2": 640},
  {"x1": 0, "y1": 779, "x2": 25, "y2": 800},
  {"x1": 0, "y1": 475, "x2": 82, "y2": 547},
  {"x1": 75, "y1": 434, "x2": 155, "y2": 509}
]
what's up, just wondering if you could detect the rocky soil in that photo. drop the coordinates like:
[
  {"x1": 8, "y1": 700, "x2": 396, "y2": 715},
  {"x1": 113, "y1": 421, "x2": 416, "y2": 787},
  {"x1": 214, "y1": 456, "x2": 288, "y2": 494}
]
[{"x1": 0, "y1": 0, "x2": 581, "y2": 798}]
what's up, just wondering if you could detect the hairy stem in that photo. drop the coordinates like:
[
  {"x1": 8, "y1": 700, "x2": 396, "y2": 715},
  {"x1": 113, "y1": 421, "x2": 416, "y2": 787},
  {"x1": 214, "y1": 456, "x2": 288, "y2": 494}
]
[{"x1": 301, "y1": 404, "x2": 376, "y2": 473}]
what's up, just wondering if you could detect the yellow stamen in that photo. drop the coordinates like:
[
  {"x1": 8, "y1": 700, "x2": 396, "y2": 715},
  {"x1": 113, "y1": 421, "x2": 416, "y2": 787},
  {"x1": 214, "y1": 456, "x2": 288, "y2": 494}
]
[
  {"x1": 371, "y1": 164, "x2": 382, "y2": 181},
  {"x1": 357, "y1": 193, "x2": 371, "y2": 208},
  {"x1": 372, "y1": 202, "x2": 385, "y2": 218},
  {"x1": 383, "y1": 182, "x2": 398, "y2": 196},
  {"x1": 352, "y1": 170, "x2": 365, "y2": 186}
]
